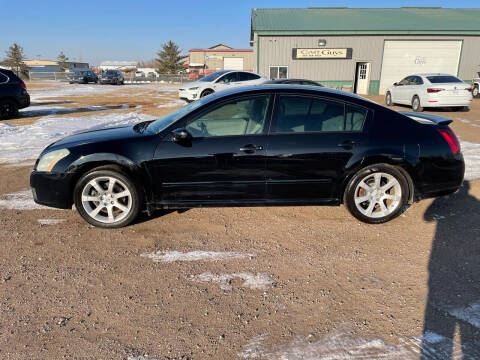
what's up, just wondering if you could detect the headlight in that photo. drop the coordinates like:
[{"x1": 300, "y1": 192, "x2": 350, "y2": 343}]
[
  {"x1": 188, "y1": 87, "x2": 199, "y2": 90},
  {"x1": 37, "y1": 149, "x2": 70, "y2": 172}
]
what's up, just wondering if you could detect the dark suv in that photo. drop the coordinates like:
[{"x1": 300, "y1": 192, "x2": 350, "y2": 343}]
[
  {"x1": 69, "y1": 70, "x2": 98, "y2": 84},
  {"x1": 0, "y1": 68, "x2": 30, "y2": 120},
  {"x1": 100, "y1": 70, "x2": 124, "y2": 85}
]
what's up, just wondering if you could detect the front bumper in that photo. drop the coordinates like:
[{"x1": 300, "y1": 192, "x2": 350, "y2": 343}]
[
  {"x1": 178, "y1": 89, "x2": 199, "y2": 102},
  {"x1": 100, "y1": 78, "x2": 117, "y2": 84},
  {"x1": 30, "y1": 171, "x2": 74, "y2": 209}
]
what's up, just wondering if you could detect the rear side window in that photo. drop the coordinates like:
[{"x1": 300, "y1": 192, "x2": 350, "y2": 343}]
[
  {"x1": 238, "y1": 72, "x2": 260, "y2": 81},
  {"x1": 273, "y1": 96, "x2": 365, "y2": 133},
  {"x1": 0, "y1": 73, "x2": 8, "y2": 83},
  {"x1": 427, "y1": 75, "x2": 462, "y2": 83}
]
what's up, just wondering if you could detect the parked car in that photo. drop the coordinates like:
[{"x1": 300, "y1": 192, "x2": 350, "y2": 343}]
[
  {"x1": 385, "y1": 73, "x2": 472, "y2": 112},
  {"x1": 68, "y1": 70, "x2": 98, "y2": 84},
  {"x1": 0, "y1": 68, "x2": 30, "y2": 120},
  {"x1": 263, "y1": 79, "x2": 323, "y2": 86},
  {"x1": 135, "y1": 71, "x2": 145, "y2": 78},
  {"x1": 100, "y1": 70, "x2": 124, "y2": 85},
  {"x1": 178, "y1": 70, "x2": 266, "y2": 102},
  {"x1": 30, "y1": 85, "x2": 464, "y2": 228},
  {"x1": 472, "y1": 72, "x2": 480, "y2": 98}
]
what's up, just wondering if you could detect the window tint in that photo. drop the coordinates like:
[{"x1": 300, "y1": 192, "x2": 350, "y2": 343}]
[
  {"x1": 414, "y1": 76, "x2": 424, "y2": 85},
  {"x1": 345, "y1": 105, "x2": 367, "y2": 131},
  {"x1": 216, "y1": 72, "x2": 237, "y2": 83},
  {"x1": 426, "y1": 75, "x2": 462, "y2": 83},
  {"x1": 238, "y1": 72, "x2": 260, "y2": 81},
  {"x1": 273, "y1": 96, "x2": 346, "y2": 133},
  {"x1": 398, "y1": 77, "x2": 409, "y2": 85},
  {"x1": 0, "y1": 73, "x2": 8, "y2": 83},
  {"x1": 185, "y1": 95, "x2": 270, "y2": 137}
]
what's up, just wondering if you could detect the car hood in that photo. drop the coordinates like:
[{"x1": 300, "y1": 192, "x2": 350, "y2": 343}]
[
  {"x1": 181, "y1": 80, "x2": 207, "y2": 89},
  {"x1": 47, "y1": 124, "x2": 145, "y2": 151}
]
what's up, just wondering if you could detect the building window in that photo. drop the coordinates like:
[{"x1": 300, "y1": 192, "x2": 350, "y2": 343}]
[{"x1": 269, "y1": 66, "x2": 288, "y2": 80}]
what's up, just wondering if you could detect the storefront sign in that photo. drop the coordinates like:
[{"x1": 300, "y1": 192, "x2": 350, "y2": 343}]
[{"x1": 292, "y1": 48, "x2": 352, "y2": 60}]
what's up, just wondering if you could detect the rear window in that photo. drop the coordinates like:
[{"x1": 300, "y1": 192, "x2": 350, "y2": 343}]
[{"x1": 427, "y1": 76, "x2": 462, "y2": 83}]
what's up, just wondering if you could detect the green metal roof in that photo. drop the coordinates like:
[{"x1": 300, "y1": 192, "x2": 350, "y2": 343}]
[{"x1": 251, "y1": 8, "x2": 480, "y2": 38}]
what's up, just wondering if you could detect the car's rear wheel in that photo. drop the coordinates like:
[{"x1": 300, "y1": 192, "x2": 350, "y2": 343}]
[
  {"x1": 473, "y1": 85, "x2": 479, "y2": 98},
  {"x1": 412, "y1": 95, "x2": 423, "y2": 112},
  {"x1": 74, "y1": 169, "x2": 140, "y2": 228},
  {"x1": 344, "y1": 164, "x2": 409, "y2": 224},
  {"x1": 200, "y1": 89, "x2": 214, "y2": 97},
  {"x1": 385, "y1": 92, "x2": 393, "y2": 106},
  {"x1": 0, "y1": 99, "x2": 19, "y2": 120}
]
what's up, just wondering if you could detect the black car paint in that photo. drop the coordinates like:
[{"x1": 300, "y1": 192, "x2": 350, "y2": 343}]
[
  {"x1": 30, "y1": 85, "x2": 464, "y2": 213},
  {"x1": 0, "y1": 68, "x2": 30, "y2": 110}
]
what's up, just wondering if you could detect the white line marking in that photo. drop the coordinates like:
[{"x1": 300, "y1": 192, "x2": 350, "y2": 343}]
[{"x1": 141, "y1": 250, "x2": 255, "y2": 263}]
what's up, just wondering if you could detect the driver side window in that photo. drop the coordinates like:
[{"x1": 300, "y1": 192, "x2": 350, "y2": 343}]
[
  {"x1": 185, "y1": 95, "x2": 270, "y2": 138},
  {"x1": 216, "y1": 72, "x2": 237, "y2": 84}
]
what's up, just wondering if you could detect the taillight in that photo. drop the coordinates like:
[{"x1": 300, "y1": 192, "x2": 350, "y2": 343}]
[
  {"x1": 427, "y1": 88, "x2": 444, "y2": 93},
  {"x1": 437, "y1": 128, "x2": 461, "y2": 155},
  {"x1": 20, "y1": 82, "x2": 27, "y2": 90}
]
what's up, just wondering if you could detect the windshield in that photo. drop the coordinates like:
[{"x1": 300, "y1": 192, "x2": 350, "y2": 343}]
[
  {"x1": 427, "y1": 75, "x2": 462, "y2": 83},
  {"x1": 147, "y1": 96, "x2": 212, "y2": 134},
  {"x1": 199, "y1": 71, "x2": 229, "y2": 82},
  {"x1": 105, "y1": 70, "x2": 117, "y2": 75}
]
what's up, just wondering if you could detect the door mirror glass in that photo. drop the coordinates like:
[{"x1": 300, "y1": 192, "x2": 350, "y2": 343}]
[
  {"x1": 171, "y1": 128, "x2": 192, "y2": 142},
  {"x1": 393, "y1": 82, "x2": 398, "y2": 86}
]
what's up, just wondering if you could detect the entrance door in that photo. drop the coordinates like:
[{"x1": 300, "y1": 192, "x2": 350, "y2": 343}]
[{"x1": 355, "y1": 62, "x2": 370, "y2": 95}]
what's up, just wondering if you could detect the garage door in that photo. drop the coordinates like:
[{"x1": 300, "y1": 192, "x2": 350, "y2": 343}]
[
  {"x1": 379, "y1": 40, "x2": 462, "y2": 94},
  {"x1": 223, "y1": 57, "x2": 244, "y2": 70}
]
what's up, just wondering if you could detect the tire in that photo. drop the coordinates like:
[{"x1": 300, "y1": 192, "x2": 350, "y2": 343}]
[
  {"x1": 412, "y1": 95, "x2": 423, "y2": 112},
  {"x1": 94, "y1": 79, "x2": 98, "y2": 84},
  {"x1": 473, "y1": 85, "x2": 479, "y2": 98},
  {"x1": 200, "y1": 89, "x2": 214, "y2": 98},
  {"x1": 83, "y1": 78, "x2": 88, "y2": 84},
  {"x1": 120, "y1": 80, "x2": 124, "y2": 85},
  {"x1": 74, "y1": 168, "x2": 141, "y2": 228},
  {"x1": 385, "y1": 92, "x2": 393, "y2": 106},
  {"x1": 0, "y1": 99, "x2": 19, "y2": 120},
  {"x1": 344, "y1": 164, "x2": 409, "y2": 224}
]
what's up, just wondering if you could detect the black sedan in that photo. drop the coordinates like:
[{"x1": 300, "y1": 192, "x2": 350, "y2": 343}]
[
  {"x1": 100, "y1": 70, "x2": 124, "y2": 85},
  {"x1": 30, "y1": 85, "x2": 464, "y2": 228},
  {"x1": 68, "y1": 70, "x2": 98, "y2": 84}
]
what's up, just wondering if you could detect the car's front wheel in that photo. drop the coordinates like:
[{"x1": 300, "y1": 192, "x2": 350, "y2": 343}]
[
  {"x1": 74, "y1": 168, "x2": 141, "y2": 228},
  {"x1": 200, "y1": 89, "x2": 214, "y2": 97},
  {"x1": 385, "y1": 91, "x2": 393, "y2": 106},
  {"x1": 344, "y1": 164, "x2": 409, "y2": 224},
  {"x1": 472, "y1": 85, "x2": 479, "y2": 98},
  {"x1": 0, "y1": 99, "x2": 19, "y2": 120}
]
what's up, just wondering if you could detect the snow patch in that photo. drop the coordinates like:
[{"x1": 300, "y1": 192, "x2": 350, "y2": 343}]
[
  {"x1": 37, "y1": 218, "x2": 65, "y2": 225},
  {"x1": 141, "y1": 250, "x2": 255, "y2": 263},
  {"x1": 0, "y1": 111, "x2": 155, "y2": 164},
  {"x1": 461, "y1": 141, "x2": 480, "y2": 180},
  {"x1": 446, "y1": 302, "x2": 480, "y2": 329},
  {"x1": 157, "y1": 99, "x2": 185, "y2": 108},
  {"x1": 0, "y1": 190, "x2": 55, "y2": 210},
  {"x1": 190, "y1": 272, "x2": 274, "y2": 291}
]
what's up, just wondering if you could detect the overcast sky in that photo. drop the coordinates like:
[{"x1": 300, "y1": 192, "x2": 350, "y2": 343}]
[{"x1": 1, "y1": 0, "x2": 478, "y2": 65}]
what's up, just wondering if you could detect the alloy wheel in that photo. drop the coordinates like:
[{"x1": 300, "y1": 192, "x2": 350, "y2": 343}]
[
  {"x1": 354, "y1": 172, "x2": 402, "y2": 219},
  {"x1": 80, "y1": 176, "x2": 132, "y2": 224}
]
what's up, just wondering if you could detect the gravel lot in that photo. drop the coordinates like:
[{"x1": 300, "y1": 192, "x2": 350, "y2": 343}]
[{"x1": 1, "y1": 83, "x2": 479, "y2": 359}]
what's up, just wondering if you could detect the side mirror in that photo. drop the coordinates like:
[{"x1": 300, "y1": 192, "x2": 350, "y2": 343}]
[
  {"x1": 171, "y1": 128, "x2": 192, "y2": 142},
  {"x1": 393, "y1": 82, "x2": 398, "y2": 86}
]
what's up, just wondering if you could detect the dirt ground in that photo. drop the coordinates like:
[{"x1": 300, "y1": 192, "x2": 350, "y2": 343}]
[{"x1": 1, "y1": 83, "x2": 479, "y2": 359}]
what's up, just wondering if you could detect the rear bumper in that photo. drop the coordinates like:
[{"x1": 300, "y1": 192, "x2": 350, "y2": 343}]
[
  {"x1": 30, "y1": 171, "x2": 74, "y2": 209},
  {"x1": 17, "y1": 93, "x2": 30, "y2": 109},
  {"x1": 424, "y1": 95, "x2": 472, "y2": 107}
]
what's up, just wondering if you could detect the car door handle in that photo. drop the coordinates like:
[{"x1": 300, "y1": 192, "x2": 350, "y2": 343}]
[
  {"x1": 240, "y1": 144, "x2": 264, "y2": 152},
  {"x1": 337, "y1": 140, "x2": 356, "y2": 148}
]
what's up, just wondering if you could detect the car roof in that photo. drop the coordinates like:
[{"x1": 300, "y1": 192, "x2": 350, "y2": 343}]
[
  {"x1": 206, "y1": 84, "x2": 377, "y2": 107},
  {"x1": 413, "y1": 73, "x2": 458, "y2": 77}
]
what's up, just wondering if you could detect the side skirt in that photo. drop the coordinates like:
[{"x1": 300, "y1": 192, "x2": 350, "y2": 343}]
[{"x1": 150, "y1": 198, "x2": 341, "y2": 210}]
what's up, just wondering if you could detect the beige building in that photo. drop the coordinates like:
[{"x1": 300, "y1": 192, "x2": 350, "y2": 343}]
[{"x1": 188, "y1": 44, "x2": 254, "y2": 78}]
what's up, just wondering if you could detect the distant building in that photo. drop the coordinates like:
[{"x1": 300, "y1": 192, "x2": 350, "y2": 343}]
[
  {"x1": 187, "y1": 44, "x2": 254, "y2": 78},
  {"x1": 98, "y1": 61, "x2": 137, "y2": 71},
  {"x1": 24, "y1": 60, "x2": 89, "y2": 73}
]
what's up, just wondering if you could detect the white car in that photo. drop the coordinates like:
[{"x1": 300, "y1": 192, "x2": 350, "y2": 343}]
[
  {"x1": 385, "y1": 73, "x2": 473, "y2": 112},
  {"x1": 178, "y1": 70, "x2": 267, "y2": 102}
]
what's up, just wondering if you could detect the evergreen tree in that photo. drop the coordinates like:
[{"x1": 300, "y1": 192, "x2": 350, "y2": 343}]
[
  {"x1": 57, "y1": 51, "x2": 69, "y2": 72},
  {"x1": 155, "y1": 41, "x2": 184, "y2": 74},
  {"x1": 4, "y1": 43, "x2": 27, "y2": 77}
]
